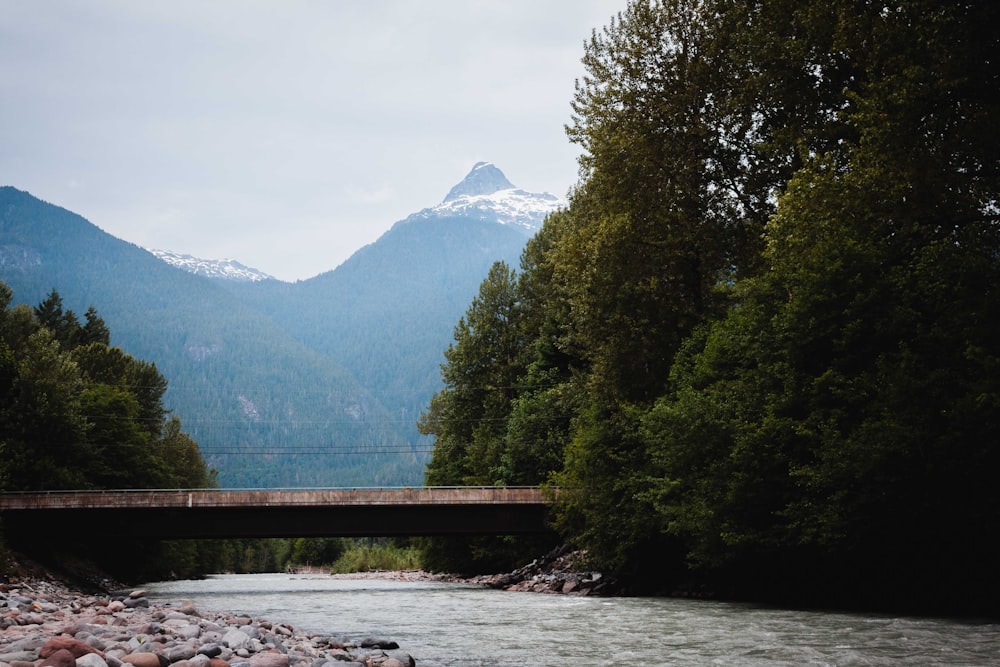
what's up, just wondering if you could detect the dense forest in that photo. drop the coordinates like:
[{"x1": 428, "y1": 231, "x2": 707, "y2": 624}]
[
  {"x1": 0, "y1": 284, "x2": 213, "y2": 492},
  {"x1": 0, "y1": 282, "x2": 221, "y2": 580},
  {"x1": 419, "y1": 0, "x2": 1000, "y2": 613}
]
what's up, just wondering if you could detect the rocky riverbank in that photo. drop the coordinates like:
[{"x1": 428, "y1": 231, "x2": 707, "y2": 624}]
[
  {"x1": 447, "y1": 545, "x2": 620, "y2": 596},
  {"x1": 323, "y1": 546, "x2": 619, "y2": 596},
  {"x1": 1, "y1": 579, "x2": 414, "y2": 667}
]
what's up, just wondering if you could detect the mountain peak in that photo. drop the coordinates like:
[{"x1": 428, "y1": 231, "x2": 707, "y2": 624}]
[{"x1": 443, "y1": 162, "x2": 515, "y2": 202}]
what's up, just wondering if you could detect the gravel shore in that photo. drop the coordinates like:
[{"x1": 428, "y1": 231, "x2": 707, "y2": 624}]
[{"x1": 1, "y1": 579, "x2": 414, "y2": 667}]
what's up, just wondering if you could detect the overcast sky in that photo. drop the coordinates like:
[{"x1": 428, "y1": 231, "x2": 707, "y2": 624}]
[{"x1": 1, "y1": 1, "x2": 625, "y2": 281}]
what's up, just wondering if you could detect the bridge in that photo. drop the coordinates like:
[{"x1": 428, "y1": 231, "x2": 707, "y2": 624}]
[{"x1": 0, "y1": 487, "x2": 554, "y2": 539}]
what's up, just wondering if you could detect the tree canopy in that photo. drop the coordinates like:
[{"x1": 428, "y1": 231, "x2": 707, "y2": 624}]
[
  {"x1": 420, "y1": 0, "x2": 1000, "y2": 613},
  {"x1": 1, "y1": 284, "x2": 214, "y2": 491}
]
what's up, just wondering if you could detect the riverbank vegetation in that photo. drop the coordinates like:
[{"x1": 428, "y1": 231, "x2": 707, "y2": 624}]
[
  {"x1": 419, "y1": 0, "x2": 1000, "y2": 614},
  {"x1": 0, "y1": 283, "x2": 218, "y2": 581}
]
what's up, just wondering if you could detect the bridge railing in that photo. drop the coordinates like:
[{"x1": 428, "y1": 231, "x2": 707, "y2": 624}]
[{"x1": 0, "y1": 486, "x2": 553, "y2": 510}]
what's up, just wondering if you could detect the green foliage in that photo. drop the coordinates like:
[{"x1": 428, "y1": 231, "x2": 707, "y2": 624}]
[
  {"x1": 419, "y1": 0, "x2": 1000, "y2": 611},
  {"x1": 329, "y1": 539, "x2": 421, "y2": 574},
  {"x1": 421, "y1": 261, "x2": 526, "y2": 487},
  {"x1": 288, "y1": 537, "x2": 347, "y2": 568},
  {"x1": 0, "y1": 284, "x2": 212, "y2": 492},
  {"x1": 0, "y1": 282, "x2": 220, "y2": 581}
]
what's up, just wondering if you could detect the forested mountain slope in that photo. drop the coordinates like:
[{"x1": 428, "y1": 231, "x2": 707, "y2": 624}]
[
  {"x1": 221, "y1": 163, "x2": 559, "y2": 438},
  {"x1": 0, "y1": 185, "x2": 414, "y2": 487},
  {"x1": 1, "y1": 164, "x2": 561, "y2": 487}
]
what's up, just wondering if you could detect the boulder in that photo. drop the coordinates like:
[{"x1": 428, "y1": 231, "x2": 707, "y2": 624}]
[
  {"x1": 40, "y1": 649, "x2": 77, "y2": 667},
  {"x1": 76, "y1": 654, "x2": 110, "y2": 667},
  {"x1": 359, "y1": 639, "x2": 398, "y2": 650},
  {"x1": 121, "y1": 654, "x2": 161, "y2": 667},
  {"x1": 41, "y1": 638, "x2": 105, "y2": 660},
  {"x1": 165, "y1": 623, "x2": 200, "y2": 641},
  {"x1": 249, "y1": 653, "x2": 289, "y2": 667},
  {"x1": 222, "y1": 630, "x2": 252, "y2": 651},
  {"x1": 195, "y1": 645, "x2": 221, "y2": 659},
  {"x1": 126, "y1": 638, "x2": 150, "y2": 653},
  {"x1": 164, "y1": 646, "x2": 196, "y2": 663},
  {"x1": 385, "y1": 652, "x2": 415, "y2": 667},
  {"x1": 174, "y1": 602, "x2": 200, "y2": 617}
]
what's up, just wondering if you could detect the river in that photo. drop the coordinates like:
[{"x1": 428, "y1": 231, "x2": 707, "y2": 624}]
[{"x1": 144, "y1": 573, "x2": 1000, "y2": 666}]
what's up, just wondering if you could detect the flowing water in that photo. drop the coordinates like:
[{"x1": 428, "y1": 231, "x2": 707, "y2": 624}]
[{"x1": 144, "y1": 573, "x2": 1000, "y2": 666}]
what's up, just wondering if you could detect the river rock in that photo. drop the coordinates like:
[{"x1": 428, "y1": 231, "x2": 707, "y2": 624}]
[
  {"x1": 387, "y1": 651, "x2": 415, "y2": 667},
  {"x1": 195, "y1": 644, "x2": 221, "y2": 659},
  {"x1": 120, "y1": 654, "x2": 160, "y2": 667},
  {"x1": 77, "y1": 653, "x2": 110, "y2": 667},
  {"x1": 173, "y1": 602, "x2": 200, "y2": 617},
  {"x1": 0, "y1": 579, "x2": 415, "y2": 667},
  {"x1": 162, "y1": 622, "x2": 200, "y2": 641},
  {"x1": 248, "y1": 653, "x2": 288, "y2": 667},
  {"x1": 41, "y1": 637, "x2": 105, "y2": 660},
  {"x1": 0, "y1": 652, "x2": 39, "y2": 663},
  {"x1": 163, "y1": 645, "x2": 196, "y2": 663},
  {"x1": 221, "y1": 630, "x2": 252, "y2": 651},
  {"x1": 39, "y1": 649, "x2": 77, "y2": 667}
]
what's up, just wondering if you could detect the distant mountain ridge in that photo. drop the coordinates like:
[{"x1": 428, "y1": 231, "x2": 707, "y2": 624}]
[
  {"x1": 146, "y1": 249, "x2": 275, "y2": 282},
  {"x1": 213, "y1": 163, "x2": 564, "y2": 448},
  {"x1": 0, "y1": 164, "x2": 563, "y2": 488},
  {"x1": 148, "y1": 162, "x2": 562, "y2": 282}
]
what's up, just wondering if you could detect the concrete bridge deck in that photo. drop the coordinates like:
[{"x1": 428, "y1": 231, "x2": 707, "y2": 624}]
[{"x1": 0, "y1": 487, "x2": 554, "y2": 539}]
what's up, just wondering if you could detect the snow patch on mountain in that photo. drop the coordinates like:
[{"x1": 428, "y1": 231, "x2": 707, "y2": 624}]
[
  {"x1": 147, "y1": 163, "x2": 563, "y2": 281},
  {"x1": 147, "y1": 249, "x2": 275, "y2": 282},
  {"x1": 411, "y1": 162, "x2": 565, "y2": 232}
]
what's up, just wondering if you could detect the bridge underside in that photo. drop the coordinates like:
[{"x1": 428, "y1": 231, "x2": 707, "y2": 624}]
[
  {"x1": 1, "y1": 503, "x2": 553, "y2": 539},
  {"x1": 0, "y1": 488, "x2": 556, "y2": 540}
]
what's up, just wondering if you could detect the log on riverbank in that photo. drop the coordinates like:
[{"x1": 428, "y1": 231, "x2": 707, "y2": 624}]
[{"x1": 0, "y1": 580, "x2": 414, "y2": 667}]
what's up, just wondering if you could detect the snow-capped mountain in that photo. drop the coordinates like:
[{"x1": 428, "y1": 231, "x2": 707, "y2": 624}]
[
  {"x1": 406, "y1": 162, "x2": 564, "y2": 233},
  {"x1": 146, "y1": 249, "x2": 274, "y2": 282},
  {"x1": 147, "y1": 163, "x2": 563, "y2": 282}
]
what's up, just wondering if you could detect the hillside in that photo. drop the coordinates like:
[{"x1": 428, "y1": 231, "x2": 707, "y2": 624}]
[
  {"x1": 1, "y1": 164, "x2": 561, "y2": 487},
  {"x1": 0, "y1": 186, "x2": 414, "y2": 487}
]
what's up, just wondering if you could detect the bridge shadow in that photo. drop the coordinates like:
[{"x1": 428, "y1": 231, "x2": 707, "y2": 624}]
[{"x1": 0, "y1": 487, "x2": 555, "y2": 539}]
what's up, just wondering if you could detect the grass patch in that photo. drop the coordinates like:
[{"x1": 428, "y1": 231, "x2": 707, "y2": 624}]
[{"x1": 329, "y1": 541, "x2": 422, "y2": 573}]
